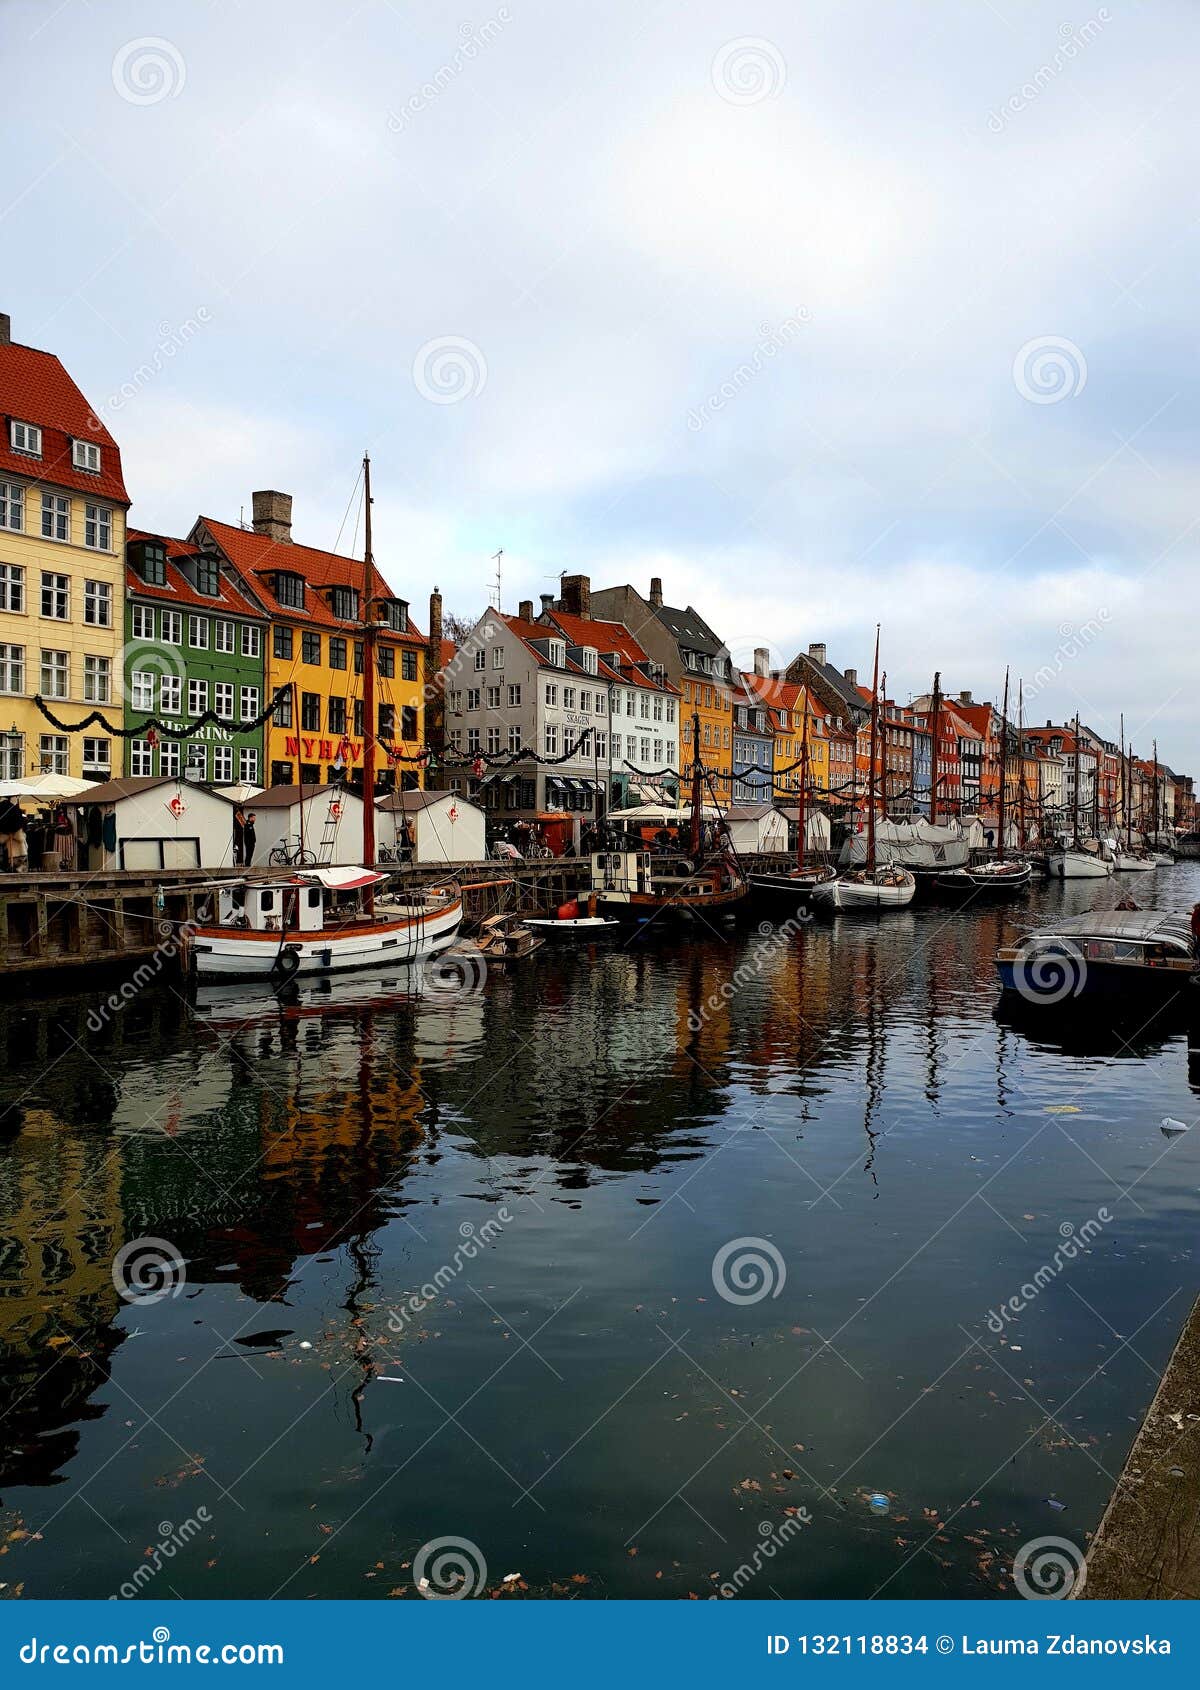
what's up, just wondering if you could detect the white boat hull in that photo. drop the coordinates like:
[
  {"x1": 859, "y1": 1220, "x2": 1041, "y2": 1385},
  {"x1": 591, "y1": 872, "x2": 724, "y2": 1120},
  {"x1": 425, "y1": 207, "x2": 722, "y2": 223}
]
[
  {"x1": 1048, "y1": 850, "x2": 1112, "y2": 880},
  {"x1": 185, "y1": 898, "x2": 462, "y2": 980},
  {"x1": 1112, "y1": 854, "x2": 1156, "y2": 872},
  {"x1": 812, "y1": 866, "x2": 916, "y2": 909}
]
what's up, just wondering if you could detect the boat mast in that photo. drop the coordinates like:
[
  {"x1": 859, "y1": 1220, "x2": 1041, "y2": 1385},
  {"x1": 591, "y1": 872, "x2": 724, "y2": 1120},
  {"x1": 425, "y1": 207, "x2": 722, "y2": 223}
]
[
  {"x1": 1152, "y1": 739, "x2": 1161, "y2": 843},
  {"x1": 866, "y1": 625, "x2": 880, "y2": 872},
  {"x1": 1017, "y1": 679, "x2": 1026, "y2": 850},
  {"x1": 796, "y1": 691, "x2": 809, "y2": 870},
  {"x1": 928, "y1": 670, "x2": 941, "y2": 826},
  {"x1": 688, "y1": 708, "x2": 703, "y2": 860},
  {"x1": 362, "y1": 454, "x2": 377, "y2": 893},
  {"x1": 1071, "y1": 713, "x2": 1081, "y2": 850},
  {"x1": 1120, "y1": 714, "x2": 1128, "y2": 851},
  {"x1": 997, "y1": 666, "x2": 1009, "y2": 861}
]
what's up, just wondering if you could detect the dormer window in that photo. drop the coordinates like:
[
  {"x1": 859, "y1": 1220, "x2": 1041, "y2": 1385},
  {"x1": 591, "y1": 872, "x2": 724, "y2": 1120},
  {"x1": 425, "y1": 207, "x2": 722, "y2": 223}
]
[
  {"x1": 275, "y1": 571, "x2": 305, "y2": 610},
  {"x1": 582, "y1": 646, "x2": 598, "y2": 675},
  {"x1": 195, "y1": 556, "x2": 220, "y2": 596},
  {"x1": 72, "y1": 439, "x2": 101, "y2": 474},
  {"x1": 330, "y1": 586, "x2": 360, "y2": 621},
  {"x1": 548, "y1": 638, "x2": 566, "y2": 668},
  {"x1": 10, "y1": 420, "x2": 41, "y2": 457},
  {"x1": 131, "y1": 539, "x2": 167, "y2": 586},
  {"x1": 381, "y1": 598, "x2": 408, "y2": 633},
  {"x1": 606, "y1": 650, "x2": 622, "y2": 671}
]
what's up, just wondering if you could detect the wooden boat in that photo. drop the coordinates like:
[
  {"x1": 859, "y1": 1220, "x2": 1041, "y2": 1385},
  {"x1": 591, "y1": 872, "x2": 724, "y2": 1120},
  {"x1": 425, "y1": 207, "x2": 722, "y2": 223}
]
[
  {"x1": 474, "y1": 912, "x2": 545, "y2": 964},
  {"x1": 935, "y1": 857, "x2": 1033, "y2": 896},
  {"x1": 182, "y1": 869, "x2": 462, "y2": 981},
  {"x1": 813, "y1": 627, "x2": 916, "y2": 912},
  {"x1": 1048, "y1": 712, "x2": 1113, "y2": 879},
  {"x1": 749, "y1": 701, "x2": 837, "y2": 901},
  {"x1": 1111, "y1": 850, "x2": 1156, "y2": 873},
  {"x1": 996, "y1": 910, "x2": 1196, "y2": 1003},
  {"x1": 1111, "y1": 724, "x2": 1157, "y2": 873},
  {"x1": 525, "y1": 893, "x2": 620, "y2": 936}
]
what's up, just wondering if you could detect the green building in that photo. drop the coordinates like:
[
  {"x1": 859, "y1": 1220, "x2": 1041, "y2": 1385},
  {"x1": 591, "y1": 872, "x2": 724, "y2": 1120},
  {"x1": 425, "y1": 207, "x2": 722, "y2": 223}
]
[{"x1": 123, "y1": 528, "x2": 268, "y2": 785}]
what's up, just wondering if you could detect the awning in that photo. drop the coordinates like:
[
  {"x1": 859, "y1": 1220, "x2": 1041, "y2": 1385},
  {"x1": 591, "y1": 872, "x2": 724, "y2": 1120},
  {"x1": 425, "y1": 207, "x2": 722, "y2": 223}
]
[{"x1": 296, "y1": 866, "x2": 386, "y2": 890}]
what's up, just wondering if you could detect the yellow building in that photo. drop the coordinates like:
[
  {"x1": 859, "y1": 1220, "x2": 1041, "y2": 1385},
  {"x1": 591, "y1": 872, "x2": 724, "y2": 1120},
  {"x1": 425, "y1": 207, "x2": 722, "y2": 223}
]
[
  {"x1": 0, "y1": 313, "x2": 130, "y2": 783},
  {"x1": 741, "y1": 672, "x2": 828, "y2": 798},
  {"x1": 195, "y1": 494, "x2": 426, "y2": 790}
]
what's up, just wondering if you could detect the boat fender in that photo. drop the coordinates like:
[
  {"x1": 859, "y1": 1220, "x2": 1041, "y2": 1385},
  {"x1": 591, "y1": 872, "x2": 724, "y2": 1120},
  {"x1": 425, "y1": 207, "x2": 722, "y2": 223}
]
[
  {"x1": 558, "y1": 898, "x2": 579, "y2": 921},
  {"x1": 272, "y1": 944, "x2": 302, "y2": 980}
]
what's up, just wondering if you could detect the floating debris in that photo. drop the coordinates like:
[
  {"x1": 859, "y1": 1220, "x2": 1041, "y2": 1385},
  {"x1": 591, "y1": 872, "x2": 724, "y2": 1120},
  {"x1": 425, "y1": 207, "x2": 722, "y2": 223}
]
[
  {"x1": 867, "y1": 1492, "x2": 890, "y2": 1515},
  {"x1": 1160, "y1": 1117, "x2": 1190, "y2": 1138}
]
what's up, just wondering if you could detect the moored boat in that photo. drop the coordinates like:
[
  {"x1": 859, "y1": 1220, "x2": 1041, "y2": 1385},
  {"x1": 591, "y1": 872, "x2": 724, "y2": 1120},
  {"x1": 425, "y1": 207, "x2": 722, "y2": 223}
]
[
  {"x1": 748, "y1": 701, "x2": 837, "y2": 901},
  {"x1": 811, "y1": 861, "x2": 916, "y2": 910},
  {"x1": 996, "y1": 910, "x2": 1196, "y2": 1004},
  {"x1": 1047, "y1": 846, "x2": 1113, "y2": 880},
  {"x1": 935, "y1": 857, "x2": 1032, "y2": 897}
]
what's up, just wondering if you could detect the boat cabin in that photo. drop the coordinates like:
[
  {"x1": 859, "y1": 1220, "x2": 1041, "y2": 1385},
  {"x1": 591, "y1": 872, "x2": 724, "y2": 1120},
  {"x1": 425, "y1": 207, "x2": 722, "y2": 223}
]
[
  {"x1": 591, "y1": 849, "x2": 654, "y2": 895},
  {"x1": 214, "y1": 880, "x2": 328, "y2": 932}
]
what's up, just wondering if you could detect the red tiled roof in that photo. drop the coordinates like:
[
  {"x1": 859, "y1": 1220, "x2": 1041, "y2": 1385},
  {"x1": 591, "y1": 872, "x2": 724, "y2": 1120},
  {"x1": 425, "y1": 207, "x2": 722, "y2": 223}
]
[
  {"x1": 127, "y1": 527, "x2": 266, "y2": 620},
  {"x1": 0, "y1": 338, "x2": 129, "y2": 503},
  {"x1": 197, "y1": 516, "x2": 424, "y2": 639},
  {"x1": 542, "y1": 609, "x2": 678, "y2": 692}
]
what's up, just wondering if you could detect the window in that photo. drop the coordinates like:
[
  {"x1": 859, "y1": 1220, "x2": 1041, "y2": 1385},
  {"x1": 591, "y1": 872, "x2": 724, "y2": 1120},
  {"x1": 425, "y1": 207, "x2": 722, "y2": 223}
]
[
  {"x1": 330, "y1": 586, "x2": 359, "y2": 621},
  {"x1": 467, "y1": 687, "x2": 481, "y2": 710},
  {"x1": 273, "y1": 625, "x2": 293, "y2": 661},
  {"x1": 129, "y1": 739, "x2": 153, "y2": 776},
  {"x1": 582, "y1": 647, "x2": 598, "y2": 675},
  {"x1": 641, "y1": 737, "x2": 651, "y2": 762},
  {"x1": 401, "y1": 704, "x2": 418, "y2": 741},
  {"x1": 195, "y1": 557, "x2": 220, "y2": 596},
  {"x1": 214, "y1": 682, "x2": 234, "y2": 720},
  {"x1": 474, "y1": 648, "x2": 486, "y2": 671},
  {"x1": 0, "y1": 644, "x2": 24, "y2": 694},
  {"x1": 580, "y1": 690, "x2": 591, "y2": 713},
  {"x1": 84, "y1": 580, "x2": 111, "y2": 627},
  {"x1": 82, "y1": 737, "x2": 110, "y2": 775},
  {"x1": 378, "y1": 703, "x2": 395, "y2": 740},
  {"x1": 72, "y1": 439, "x2": 101, "y2": 474},
  {"x1": 595, "y1": 731, "x2": 607, "y2": 760},
  {"x1": 486, "y1": 727, "x2": 501, "y2": 754},
  {"x1": 130, "y1": 603, "x2": 154, "y2": 640},
  {"x1": 354, "y1": 641, "x2": 364, "y2": 674},
  {"x1": 383, "y1": 599, "x2": 409, "y2": 633},
  {"x1": 353, "y1": 699, "x2": 364, "y2": 736},
  {"x1": 186, "y1": 743, "x2": 207, "y2": 781},
  {"x1": 625, "y1": 689, "x2": 636, "y2": 716},
  {"x1": 188, "y1": 679, "x2": 209, "y2": 715},
  {"x1": 40, "y1": 734, "x2": 69, "y2": 774},
  {"x1": 378, "y1": 647, "x2": 395, "y2": 679},
  {"x1": 640, "y1": 694, "x2": 650, "y2": 720},
  {"x1": 41, "y1": 493, "x2": 70, "y2": 541},
  {"x1": 136, "y1": 541, "x2": 166, "y2": 585},
  {"x1": 0, "y1": 563, "x2": 24, "y2": 612},
  {"x1": 83, "y1": 654, "x2": 111, "y2": 703},
  {"x1": 276, "y1": 572, "x2": 305, "y2": 610},
  {"x1": 328, "y1": 696, "x2": 346, "y2": 735},
  {"x1": 665, "y1": 699, "x2": 675, "y2": 724},
  {"x1": 161, "y1": 610, "x2": 182, "y2": 644},
  {"x1": 329, "y1": 637, "x2": 347, "y2": 671},
  {"x1": 242, "y1": 623, "x2": 262, "y2": 659},
  {"x1": 131, "y1": 670, "x2": 155, "y2": 711},
  {"x1": 486, "y1": 685, "x2": 501, "y2": 709},
  {"x1": 509, "y1": 725, "x2": 523, "y2": 754},
  {"x1": 274, "y1": 689, "x2": 293, "y2": 727},
  {"x1": 10, "y1": 420, "x2": 41, "y2": 456},
  {"x1": 301, "y1": 692, "x2": 321, "y2": 731},
  {"x1": 654, "y1": 738, "x2": 663, "y2": 764},
  {"x1": 84, "y1": 504, "x2": 111, "y2": 550},
  {"x1": 507, "y1": 684, "x2": 521, "y2": 708},
  {"x1": 626, "y1": 734, "x2": 636, "y2": 760},
  {"x1": 302, "y1": 631, "x2": 321, "y2": 665},
  {"x1": 240, "y1": 685, "x2": 259, "y2": 719},
  {"x1": 40, "y1": 649, "x2": 69, "y2": 698},
  {"x1": 545, "y1": 683, "x2": 558, "y2": 707},
  {"x1": 653, "y1": 695, "x2": 663, "y2": 721},
  {"x1": 2, "y1": 729, "x2": 24, "y2": 779},
  {"x1": 41, "y1": 572, "x2": 69, "y2": 619},
  {"x1": 563, "y1": 687, "x2": 576, "y2": 710},
  {"x1": 544, "y1": 723, "x2": 559, "y2": 756},
  {"x1": 596, "y1": 691, "x2": 606, "y2": 715},
  {"x1": 213, "y1": 745, "x2": 234, "y2": 783},
  {"x1": 239, "y1": 747, "x2": 260, "y2": 785},
  {"x1": 0, "y1": 483, "x2": 24, "y2": 532},
  {"x1": 188, "y1": 615, "x2": 209, "y2": 649},
  {"x1": 467, "y1": 727, "x2": 480, "y2": 753},
  {"x1": 402, "y1": 649, "x2": 418, "y2": 682},
  {"x1": 160, "y1": 675, "x2": 181, "y2": 714},
  {"x1": 215, "y1": 619, "x2": 235, "y2": 653}
]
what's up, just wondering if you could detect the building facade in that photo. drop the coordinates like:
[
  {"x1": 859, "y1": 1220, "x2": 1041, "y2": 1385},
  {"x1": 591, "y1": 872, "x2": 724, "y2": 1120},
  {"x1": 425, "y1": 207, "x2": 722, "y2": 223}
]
[
  {"x1": 123, "y1": 529, "x2": 267, "y2": 787},
  {"x1": 0, "y1": 312, "x2": 130, "y2": 783}
]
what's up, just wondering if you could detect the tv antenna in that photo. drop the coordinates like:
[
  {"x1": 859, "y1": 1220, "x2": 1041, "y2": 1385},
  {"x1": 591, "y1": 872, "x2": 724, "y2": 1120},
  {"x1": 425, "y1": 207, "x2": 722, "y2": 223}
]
[{"x1": 489, "y1": 548, "x2": 503, "y2": 610}]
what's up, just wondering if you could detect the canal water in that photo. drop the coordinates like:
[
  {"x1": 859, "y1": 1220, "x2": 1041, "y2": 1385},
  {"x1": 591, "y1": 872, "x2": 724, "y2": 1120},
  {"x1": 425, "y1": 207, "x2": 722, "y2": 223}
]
[{"x1": 1, "y1": 869, "x2": 1198, "y2": 1601}]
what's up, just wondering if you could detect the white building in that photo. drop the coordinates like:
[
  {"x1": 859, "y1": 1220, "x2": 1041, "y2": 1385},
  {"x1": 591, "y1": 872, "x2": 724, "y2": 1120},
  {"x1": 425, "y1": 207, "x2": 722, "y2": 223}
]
[
  {"x1": 248, "y1": 783, "x2": 366, "y2": 867},
  {"x1": 69, "y1": 775, "x2": 239, "y2": 871},
  {"x1": 376, "y1": 789, "x2": 486, "y2": 863}
]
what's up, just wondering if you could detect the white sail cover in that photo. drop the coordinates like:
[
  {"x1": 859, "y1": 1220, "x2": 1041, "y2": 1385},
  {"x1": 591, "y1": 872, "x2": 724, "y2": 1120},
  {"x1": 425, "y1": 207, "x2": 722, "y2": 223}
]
[{"x1": 842, "y1": 819, "x2": 971, "y2": 870}]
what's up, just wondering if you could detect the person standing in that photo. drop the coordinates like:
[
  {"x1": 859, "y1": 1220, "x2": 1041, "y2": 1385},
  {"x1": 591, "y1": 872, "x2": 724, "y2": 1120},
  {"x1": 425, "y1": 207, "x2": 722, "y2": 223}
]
[
  {"x1": 243, "y1": 811, "x2": 257, "y2": 866},
  {"x1": 0, "y1": 796, "x2": 25, "y2": 872},
  {"x1": 232, "y1": 805, "x2": 246, "y2": 866}
]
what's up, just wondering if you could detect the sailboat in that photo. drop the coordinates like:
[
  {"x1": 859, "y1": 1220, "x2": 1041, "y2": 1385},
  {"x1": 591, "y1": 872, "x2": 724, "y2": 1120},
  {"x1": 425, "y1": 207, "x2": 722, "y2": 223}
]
[
  {"x1": 812, "y1": 628, "x2": 916, "y2": 910},
  {"x1": 749, "y1": 692, "x2": 836, "y2": 900},
  {"x1": 182, "y1": 458, "x2": 464, "y2": 982},
  {"x1": 1111, "y1": 720, "x2": 1155, "y2": 873},
  {"x1": 1048, "y1": 714, "x2": 1112, "y2": 879},
  {"x1": 935, "y1": 668, "x2": 1031, "y2": 895},
  {"x1": 1146, "y1": 740, "x2": 1175, "y2": 864}
]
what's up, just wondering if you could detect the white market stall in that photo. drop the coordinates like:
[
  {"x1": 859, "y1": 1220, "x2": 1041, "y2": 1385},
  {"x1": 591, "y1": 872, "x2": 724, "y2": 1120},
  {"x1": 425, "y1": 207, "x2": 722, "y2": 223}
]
[
  {"x1": 778, "y1": 805, "x2": 832, "y2": 855},
  {"x1": 249, "y1": 784, "x2": 365, "y2": 867},
  {"x1": 725, "y1": 805, "x2": 788, "y2": 854},
  {"x1": 70, "y1": 776, "x2": 239, "y2": 872},
  {"x1": 376, "y1": 790, "x2": 486, "y2": 864}
]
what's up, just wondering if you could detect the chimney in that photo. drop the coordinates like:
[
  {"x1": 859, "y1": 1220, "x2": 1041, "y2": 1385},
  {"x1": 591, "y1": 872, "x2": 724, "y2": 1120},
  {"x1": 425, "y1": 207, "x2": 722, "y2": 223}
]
[
  {"x1": 560, "y1": 573, "x2": 591, "y2": 617},
  {"x1": 649, "y1": 576, "x2": 664, "y2": 608},
  {"x1": 0, "y1": 312, "x2": 10, "y2": 346},
  {"x1": 424, "y1": 585, "x2": 446, "y2": 788},
  {"x1": 428, "y1": 585, "x2": 443, "y2": 645},
  {"x1": 539, "y1": 592, "x2": 554, "y2": 613},
  {"x1": 844, "y1": 667, "x2": 857, "y2": 687},
  {"x1": 252, "y1": 489, "x2": 293, "y2": 544},
  {"x1": 754, "y1": 646, "x2": 769, "y2": 678},
  {"x1": 959, "y1": 689, "x2": 972, "y2": 705},
  {"x1": 808, "y1": 642, "x2": 827, "y2": 667},
  {"x1": 519, "y1": 598, "x2": 533, "y2": 622}
]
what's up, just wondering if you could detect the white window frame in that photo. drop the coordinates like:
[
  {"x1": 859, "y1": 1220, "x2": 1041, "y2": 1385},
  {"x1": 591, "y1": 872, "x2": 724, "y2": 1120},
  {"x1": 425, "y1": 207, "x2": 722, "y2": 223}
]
[
  {"x1": 82, "y1": 653, "x2": 111, "y2": 703},
  {"x1": 0, "y1": 483, "x2": 25, "y2": 532},
  {"x1": 159, "y1": 739, "x2": 181, "y2": 778},
  {"x1": 241, "y1": 623, "x2": 262, "y2": 658},
  {"x1": 40, "y1": 649, "x2": 69, "y2": 699},
  {"x1": 214, "y1": 682, "x2": 234, "y2": 720},
  {"x1": 161, "y1": 610, "x2": 182, "y2": 644},
  {"x1": 0, "y1": 562, "x2": 24, "y2": 613},
  {"x1": 185, "y1": 743, "x2": 207, "y2": 780},
  {"x1": 214, "y1": 619, "x2": 235, "y2": 653},
  {"x1": 130, "y1": 603, "x2": 154, "y2": 640},
  {"x1": 492, "y1": 644, "x2": 504, "y2": 668},
  {"x1": 213, "y1": 745, "x2": 234, "y2": 784},
  {"x1": 10, "y1": 420, "x2": 41, "y2": 457},
  {"x1": 82, "y1": 736, "x2": 110, "y2": 775},
  {"x1": 1, "y1": 730, "x2": 24, "y2": 781},
  {"x1": 160, "y1": 674, "x2": 182, "y2": 715},
  {"x1": 41, "y1": 492, "x2": 70, "y2": 542},
  {"x1": 40, "y1": 572, "x2": 69, "y2": 620},
  {"x1": 131, "y1": 670, "x2": 156, "y2": 711},
  {"x1": 84, "y1": 579, "x2": 111, "y2": 627},
  {"x1": 0, "y1": 643, "x2": 25, "y2": 695},
  {"x1": 188, "y1": 615, "x2": 209, "y2": 650},
  {"x1": 40, "y1": 734, "x2": 69, "y2": 775},
  {"x1": 507, "y1": 683, "x2": 521, "y2": 708},
  {"x1": 84, "y1": 504, "x2": 112, "y2": 551},
  {"x1": 72, "y1": 438, "x2": 101, "y2": 474},
  {"x1": 238, "y1": 747, "x2": 260, "y2": 785},
  {"x1": 188, "y1": 679, "x2": 209, "y2": 715},
  {"x1": 130, "y1": 739, "x2": 153, "y2": 777},
  {"x1": 240, "y1": 685, "x2": 259, "y2": 719}
]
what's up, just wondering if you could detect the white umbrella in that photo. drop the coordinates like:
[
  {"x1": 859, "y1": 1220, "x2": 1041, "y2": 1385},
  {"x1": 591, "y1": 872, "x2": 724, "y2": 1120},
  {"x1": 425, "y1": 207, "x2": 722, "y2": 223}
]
[
  {"x1": 214, "y1": 781, "x2": 265, "y2": 804},
  {"x1": 2, "y1": 772, "x2": 95, "y2": 799}
]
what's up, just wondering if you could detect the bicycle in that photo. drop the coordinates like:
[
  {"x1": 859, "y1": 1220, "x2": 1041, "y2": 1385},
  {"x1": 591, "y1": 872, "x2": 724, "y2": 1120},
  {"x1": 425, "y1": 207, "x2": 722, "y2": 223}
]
[
  {"x1": 267, "y1": 837, "x2": 317, "y2": 868},
  {"x1": 377, "y1": 842, "x2": 410, "y2": 865}
]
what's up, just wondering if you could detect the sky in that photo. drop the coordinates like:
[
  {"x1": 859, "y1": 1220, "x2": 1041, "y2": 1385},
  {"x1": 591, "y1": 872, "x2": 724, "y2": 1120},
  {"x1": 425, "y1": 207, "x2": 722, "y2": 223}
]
[{"x1": 3, "y1": 0, "x2": 1198, "y2": 771}]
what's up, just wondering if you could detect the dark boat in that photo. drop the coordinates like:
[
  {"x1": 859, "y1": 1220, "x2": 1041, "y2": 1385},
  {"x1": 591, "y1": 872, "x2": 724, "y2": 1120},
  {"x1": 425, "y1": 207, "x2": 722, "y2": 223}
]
[{"x1": 995, "y1": 910, "x2": 1196, "y2": 1004}]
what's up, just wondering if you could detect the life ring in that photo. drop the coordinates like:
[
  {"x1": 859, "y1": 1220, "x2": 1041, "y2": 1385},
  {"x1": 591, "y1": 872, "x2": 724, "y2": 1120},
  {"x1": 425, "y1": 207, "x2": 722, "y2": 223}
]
[{"x1": 271, "y1": 944, "x2": 302, "y2": 980}]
